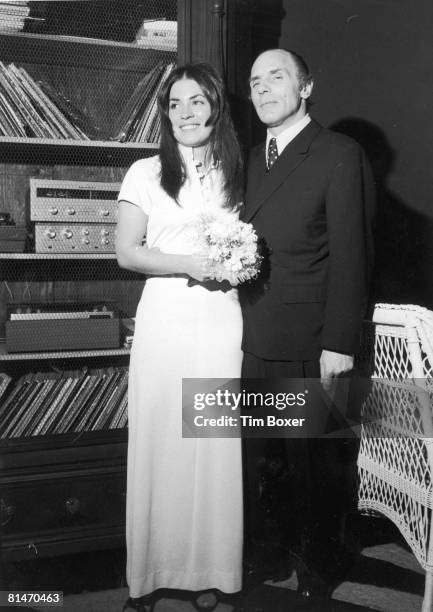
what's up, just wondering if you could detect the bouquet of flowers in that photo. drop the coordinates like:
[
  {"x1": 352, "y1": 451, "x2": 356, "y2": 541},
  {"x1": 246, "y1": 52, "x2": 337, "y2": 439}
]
[{"x1": 190, "y1": 212, "x2": 262, "y2": 285}]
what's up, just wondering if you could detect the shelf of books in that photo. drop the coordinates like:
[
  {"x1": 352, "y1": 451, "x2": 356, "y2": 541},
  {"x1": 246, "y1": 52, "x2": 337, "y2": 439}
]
[
  {"x1": 0, "y1": 59, "x2": 176, "y2": 145},
  {"x1": 0, "y1": 366, "x2": 129, "y2": 441}
]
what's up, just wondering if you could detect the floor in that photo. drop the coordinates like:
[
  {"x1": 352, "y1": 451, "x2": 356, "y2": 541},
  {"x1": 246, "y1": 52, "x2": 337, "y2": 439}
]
[{"x1": 2, "y1": 516, "x2": 426, "y2": 612}]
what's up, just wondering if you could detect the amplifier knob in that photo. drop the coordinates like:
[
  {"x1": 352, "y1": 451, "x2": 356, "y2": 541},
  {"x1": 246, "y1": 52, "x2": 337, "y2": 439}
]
[
  {"x1": 101, "y1": 229, "x2": 109, "y2": 236},
  {"x1": 101, "y1": 239, "x2": 109, "y2": 245},
  {"x1": 67, "y1": 208, "x2": 76, "y2": 215},
  {"x1": 49, "y1": 207, "x2": 59, "y2": 215},
  {"x1": 45, "y1": 228, "x2": 56, "y2": 239},
  {"x1": 100, "y1": 209, "x2": 110, "y2": 217},
  {"x1": 81, "y1": 228, "x2": 90, "y2": 236},
  {"x1": 61, "y1": 229, "x2": 73, "y2": 239},
  {"x1": 82, "y1": 238, "x2": 90, "y2": 245},
  {"x1": 65, "y1": 497, "x2": 80, "y2": 516}
]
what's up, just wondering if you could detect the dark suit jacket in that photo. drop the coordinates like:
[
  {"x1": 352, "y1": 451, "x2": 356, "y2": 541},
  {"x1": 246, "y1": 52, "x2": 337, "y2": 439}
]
[{"x1": 241, "y1": 119, "x2": 375, "y2": 361}]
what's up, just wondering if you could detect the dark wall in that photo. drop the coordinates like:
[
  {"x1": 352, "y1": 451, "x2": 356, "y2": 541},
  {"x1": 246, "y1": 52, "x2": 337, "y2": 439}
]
[{"x1": 251, "y1": 0, "x2": 433, "y2": 306}]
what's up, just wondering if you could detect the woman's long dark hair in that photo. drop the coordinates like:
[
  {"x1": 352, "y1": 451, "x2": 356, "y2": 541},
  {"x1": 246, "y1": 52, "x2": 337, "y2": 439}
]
[{"x1": 158, "y1": 62, "x2": 243, "y2": 210}]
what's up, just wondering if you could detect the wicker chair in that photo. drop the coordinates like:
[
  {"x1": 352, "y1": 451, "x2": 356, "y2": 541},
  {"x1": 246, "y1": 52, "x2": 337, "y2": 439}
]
[{"x1": 357, "y1": 303, "x2": 433, "y2": 612}]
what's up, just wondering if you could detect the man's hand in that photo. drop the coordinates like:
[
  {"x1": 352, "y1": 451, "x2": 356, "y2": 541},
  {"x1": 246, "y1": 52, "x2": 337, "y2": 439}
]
[{"x1": 320, "y1": 349, "x2": 354, "y2": 391}]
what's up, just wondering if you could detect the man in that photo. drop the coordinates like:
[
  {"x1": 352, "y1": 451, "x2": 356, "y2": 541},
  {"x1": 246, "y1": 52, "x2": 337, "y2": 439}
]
[{"x1": 241, "y1": 49, "x2": 375, "y2": 602}]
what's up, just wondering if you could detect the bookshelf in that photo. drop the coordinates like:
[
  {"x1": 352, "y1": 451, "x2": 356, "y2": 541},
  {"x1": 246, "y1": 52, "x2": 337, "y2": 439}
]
[{"x1": 0, "y1": 0, "x2": 229, "y2": 565}]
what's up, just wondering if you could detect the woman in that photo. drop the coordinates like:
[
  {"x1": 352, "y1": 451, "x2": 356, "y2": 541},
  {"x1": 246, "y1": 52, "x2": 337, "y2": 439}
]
[{"x1": 116, "y1": 63, "x2": 244, "y2": 612}]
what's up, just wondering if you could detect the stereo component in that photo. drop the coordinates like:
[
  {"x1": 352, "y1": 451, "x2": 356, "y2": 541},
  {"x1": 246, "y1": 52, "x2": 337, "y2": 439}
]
[
  {"x1": 30, "y1": 178, "x2": 120, "y2": 223},
  {"x1": 5, "y1": 302, "x2": 120, "y2": 353},
  {"x1": 35, "y1": 223, "x2": 116, "y2": 253}
]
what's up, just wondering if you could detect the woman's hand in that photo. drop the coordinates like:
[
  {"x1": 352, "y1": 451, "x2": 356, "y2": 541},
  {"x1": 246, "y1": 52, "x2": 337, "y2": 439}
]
[
  {"x1": 185, "y1": 253, "x2": 215, "y2": 282},
  {"x1": 224, "y1": 269, "x2": 245, "y2": 286},
  {"x1": 185, "y1": 256, "x2": 243, "y2": 285}
]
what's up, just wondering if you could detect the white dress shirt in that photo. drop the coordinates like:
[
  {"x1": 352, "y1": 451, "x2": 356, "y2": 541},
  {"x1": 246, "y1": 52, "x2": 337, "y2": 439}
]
[{"x1": 266, "y1": 114, "x2": 311, "y2": 166}]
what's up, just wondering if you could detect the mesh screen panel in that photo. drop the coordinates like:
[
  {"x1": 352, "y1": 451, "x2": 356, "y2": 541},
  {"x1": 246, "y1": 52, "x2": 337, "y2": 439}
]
[{"x1": 0, "y1": 0, "x2": 178, "y2": 437}]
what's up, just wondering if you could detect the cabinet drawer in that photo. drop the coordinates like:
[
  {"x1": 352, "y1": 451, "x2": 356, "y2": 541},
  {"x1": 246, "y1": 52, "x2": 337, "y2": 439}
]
[{"x1": 1, "y1": 469, "x2": 126, "y2": 537}]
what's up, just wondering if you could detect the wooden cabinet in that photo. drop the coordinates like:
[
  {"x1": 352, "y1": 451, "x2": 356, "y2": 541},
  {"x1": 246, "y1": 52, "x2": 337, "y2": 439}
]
[
  {"x1": 1, "y1": 430, "x2": 127, "y2": 562},
  {"x1": 0, "y1": 0, "x2": 230, "y2": 564}
]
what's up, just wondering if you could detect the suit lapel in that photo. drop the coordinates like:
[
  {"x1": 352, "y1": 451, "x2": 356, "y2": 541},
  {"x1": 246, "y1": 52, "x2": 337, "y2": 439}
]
[
  {"x1": 244, "y1": 120, "x2": 322, "y2": 222},
  {"x1": 243, "y1": 145, "x2": 265, "y2": 220}
]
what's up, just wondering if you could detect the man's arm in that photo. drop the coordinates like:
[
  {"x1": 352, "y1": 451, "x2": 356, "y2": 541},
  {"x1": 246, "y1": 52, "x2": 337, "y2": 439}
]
[{"x1": 321, "y1": 140, "x2": 375, "y2": 364}]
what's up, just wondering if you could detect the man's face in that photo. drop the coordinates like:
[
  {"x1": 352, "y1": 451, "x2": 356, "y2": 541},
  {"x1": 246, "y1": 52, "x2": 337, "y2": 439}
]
[{"x1": 249, "y1": 50, "x2": 312, "y2": 133}]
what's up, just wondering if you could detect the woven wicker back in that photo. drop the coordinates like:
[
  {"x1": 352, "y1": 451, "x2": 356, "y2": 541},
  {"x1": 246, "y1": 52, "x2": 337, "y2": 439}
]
[{"x1": 357, "y1": 303, "x2": 433, "y2": 571}]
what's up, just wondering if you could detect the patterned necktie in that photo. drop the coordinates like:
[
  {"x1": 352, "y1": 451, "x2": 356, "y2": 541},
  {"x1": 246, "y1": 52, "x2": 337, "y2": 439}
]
[{"x1": 267, "y1": 137, "x2": 278, "y2": 171}]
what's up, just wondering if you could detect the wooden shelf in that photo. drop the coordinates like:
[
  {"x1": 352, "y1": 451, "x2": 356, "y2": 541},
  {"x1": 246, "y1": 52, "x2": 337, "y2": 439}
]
[
  {"x1": 0, "y1": 427, "x2": 128, "y2": 453},
  {"x1": 0, "y1": 253, "x2": 118, "y2": 260},
  {"x1": 0, "y1": 343, "x2": 130, "y2": 361},
  {"x1": 0, "y1": 31, "x2": 176, "y2": 72},
  {"x1": 0, "y1": 137, "x2": 159, "y2": 165},
  {"x1": 0, "y1": 137, "x2": 159, "y2": 148},
  {"x1": 0, "y1": 427, "x2": 127, "y2": 453}
]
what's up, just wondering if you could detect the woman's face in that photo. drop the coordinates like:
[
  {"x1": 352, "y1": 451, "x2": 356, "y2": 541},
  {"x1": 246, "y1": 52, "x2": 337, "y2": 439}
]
[{"x1": 168, "y1": 77, "x2": 213, "y2": 148}]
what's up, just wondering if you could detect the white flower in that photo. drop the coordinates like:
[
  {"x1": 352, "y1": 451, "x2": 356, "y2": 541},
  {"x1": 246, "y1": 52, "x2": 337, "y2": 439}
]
[{"x1": 188, "y1": 211, "x2": 262, "y2": 284}]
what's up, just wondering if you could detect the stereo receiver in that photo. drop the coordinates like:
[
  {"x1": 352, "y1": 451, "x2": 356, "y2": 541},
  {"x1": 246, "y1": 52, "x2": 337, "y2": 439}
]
[
  {"x1": 35, "y1": 223, "x2": 116, "y2": 253},
  {"x1": 30, "y1": 178, "x2": 120, "y2": 223}
]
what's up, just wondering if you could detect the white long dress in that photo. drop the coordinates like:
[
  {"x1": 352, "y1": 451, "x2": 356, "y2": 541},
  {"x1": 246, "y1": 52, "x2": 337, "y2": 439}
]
[{"x1": 118, "y1": 146, "x2": 243, "y2": 598}]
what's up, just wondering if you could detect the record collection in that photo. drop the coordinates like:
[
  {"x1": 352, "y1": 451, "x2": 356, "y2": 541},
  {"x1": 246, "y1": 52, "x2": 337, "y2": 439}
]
[
  {"x1": 0, "y1": 366, "x2": 128, "y2": 439},
  {"x1": 0, "y1": 59, "x2": 175, "y2": 142}
]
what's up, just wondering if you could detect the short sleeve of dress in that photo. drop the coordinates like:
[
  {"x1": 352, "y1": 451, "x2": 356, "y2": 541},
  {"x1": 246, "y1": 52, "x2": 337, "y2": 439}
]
[{"x1": 117, "y1": 159, "x2": 154, "y2": 216}]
